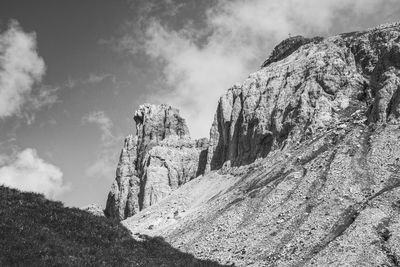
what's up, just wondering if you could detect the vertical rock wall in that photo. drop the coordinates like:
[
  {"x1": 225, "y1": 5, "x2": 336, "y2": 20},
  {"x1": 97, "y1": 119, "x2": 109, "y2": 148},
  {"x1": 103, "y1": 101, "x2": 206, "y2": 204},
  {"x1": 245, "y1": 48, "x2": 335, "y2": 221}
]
[
  {"x1": 206, "y1": 23, "x2": 400, "y2": 171},
  {"x1": 105, "y1": 104, "x2": 208, "y2": 220}
]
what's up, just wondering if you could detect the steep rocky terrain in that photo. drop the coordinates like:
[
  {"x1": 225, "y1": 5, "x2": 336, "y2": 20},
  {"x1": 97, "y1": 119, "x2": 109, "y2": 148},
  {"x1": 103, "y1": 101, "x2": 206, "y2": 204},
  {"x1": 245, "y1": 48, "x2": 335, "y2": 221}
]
[
  {"x1": 105, "y1": 104, "x2": 208, "y2": 220},
  {"x1": 120, "y1": 22, "x2": 400, "y2": 266}
]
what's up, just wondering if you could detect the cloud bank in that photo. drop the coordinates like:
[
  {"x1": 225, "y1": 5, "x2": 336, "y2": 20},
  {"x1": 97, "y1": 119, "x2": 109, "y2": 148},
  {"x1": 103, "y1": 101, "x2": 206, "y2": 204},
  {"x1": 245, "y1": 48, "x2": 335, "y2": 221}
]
[
  {"x1": 120, "y1": 0, "x2": 399, "y2": 138},
  {"x1": 0, "y1": 20, "x2": 57, "y2": 122},
  {"x1": 0, "y1": 148, "x2": 68, "y2": 199}
]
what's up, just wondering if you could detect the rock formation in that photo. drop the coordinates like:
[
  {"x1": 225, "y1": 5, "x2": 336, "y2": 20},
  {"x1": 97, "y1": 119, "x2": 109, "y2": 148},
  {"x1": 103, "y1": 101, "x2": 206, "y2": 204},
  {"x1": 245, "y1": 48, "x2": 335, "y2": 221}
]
[
  {"x1": 81, "y1": 204, "x2": 105, "y2": 217},
  {"x1": 105, "y1": 104, "x2": 208, "y2": 220},
  {"x1": 207, "y1": 22, "x2": 400, "y2": 170},
  {"x1": 121, "y1": 22, "x2": 400, "y2": 266}
]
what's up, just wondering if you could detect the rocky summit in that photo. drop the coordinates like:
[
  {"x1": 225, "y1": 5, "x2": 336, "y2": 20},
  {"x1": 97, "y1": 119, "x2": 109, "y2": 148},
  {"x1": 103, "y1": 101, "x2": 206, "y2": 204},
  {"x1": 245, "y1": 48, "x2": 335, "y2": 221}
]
[
  {"x1": 105, "y1": 104, "x2": 208, "y2": 220},
  {"x1": 109, "y1": 22, "x2": 400, "y2": 266}
]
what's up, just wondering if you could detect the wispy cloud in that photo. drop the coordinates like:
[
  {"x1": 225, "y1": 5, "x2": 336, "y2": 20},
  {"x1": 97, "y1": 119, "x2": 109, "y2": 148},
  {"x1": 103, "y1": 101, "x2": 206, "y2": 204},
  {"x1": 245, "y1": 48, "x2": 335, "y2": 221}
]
[
  {"x1": 116, "y1": 0, "x2": 399, "y2": 138},
  {"x1": 0, "y1": 20, "x2": 58, "y2": 122},
  {"x1": 82, "y1": 110, "x2": 120, "y2": 179},
  {"x1": 84, "y1": 153, "x2": 116, "y2": 179},
  {"x1": 82, "y1": 110, "x2": 115, "y2": 145},
  {"x1": 87, "y1": 73, "x2": 115, "y2": 84},
  {"x1": 64, "y1": 73, "x2": 116, "y2": 92},
  {"x1": 0, "y1": 148, "x2": 69, "y2": 199}
]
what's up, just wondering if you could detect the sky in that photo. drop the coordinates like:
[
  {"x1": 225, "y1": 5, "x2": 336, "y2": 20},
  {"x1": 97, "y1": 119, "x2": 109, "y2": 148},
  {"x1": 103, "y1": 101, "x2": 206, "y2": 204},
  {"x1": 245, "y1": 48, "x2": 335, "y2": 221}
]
[{"x1": 0, "y1": 0, "x2": 399, "y2": 208}]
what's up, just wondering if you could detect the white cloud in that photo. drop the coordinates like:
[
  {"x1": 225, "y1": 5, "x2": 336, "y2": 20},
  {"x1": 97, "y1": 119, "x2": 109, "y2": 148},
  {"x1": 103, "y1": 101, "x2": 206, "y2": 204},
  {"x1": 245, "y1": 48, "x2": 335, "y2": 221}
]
[
  {"x1": 0, "y1": 20, "x2": 57, "y2": 121},
  {"x1": 120, "y1": 0, "x2": 399, "y2": 138},
  {"x1": 82, "y1": 110, "x2": 121, "y2": 179},
  {"x1": 82, "y1": 111, "x2": 115, "y2": 145},
  {"x1": 0, "y1": 148, "x2": 68, "y2": 199}
]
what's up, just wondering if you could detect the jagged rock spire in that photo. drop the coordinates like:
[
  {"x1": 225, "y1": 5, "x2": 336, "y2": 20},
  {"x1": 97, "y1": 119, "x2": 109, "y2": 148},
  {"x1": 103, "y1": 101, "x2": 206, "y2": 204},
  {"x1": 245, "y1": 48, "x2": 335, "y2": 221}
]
[{"x1": 105, "y1": 104, "x2": 207, "y2": 220}]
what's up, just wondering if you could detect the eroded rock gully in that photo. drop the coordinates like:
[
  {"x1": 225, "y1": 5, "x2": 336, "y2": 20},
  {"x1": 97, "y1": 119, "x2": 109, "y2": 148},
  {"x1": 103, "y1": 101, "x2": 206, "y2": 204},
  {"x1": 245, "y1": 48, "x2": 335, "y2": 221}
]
[{"x1": 110, "y1": 23, "x2": 400, "y2": 266}]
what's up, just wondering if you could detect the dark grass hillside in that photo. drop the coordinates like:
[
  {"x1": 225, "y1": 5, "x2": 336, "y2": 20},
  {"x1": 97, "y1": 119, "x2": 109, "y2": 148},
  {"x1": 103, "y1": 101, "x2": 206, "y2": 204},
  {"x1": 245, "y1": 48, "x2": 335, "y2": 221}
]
[{"x1": 0, "y1": 186, "x2": 224, "y2": 266}]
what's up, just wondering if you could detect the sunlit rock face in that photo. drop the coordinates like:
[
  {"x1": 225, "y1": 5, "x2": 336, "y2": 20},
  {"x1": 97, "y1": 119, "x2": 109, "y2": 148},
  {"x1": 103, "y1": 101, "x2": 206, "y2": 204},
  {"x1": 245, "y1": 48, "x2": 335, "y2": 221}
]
[
  {"x1": 207, "y1": 22, "x2": 400, "y2": 171},
  {"x1": 121, "y1": 23, "x2": 400, "y2": 267},
  {"x1": 105, "y1": 104, "x2": 208, "y2": 220}
]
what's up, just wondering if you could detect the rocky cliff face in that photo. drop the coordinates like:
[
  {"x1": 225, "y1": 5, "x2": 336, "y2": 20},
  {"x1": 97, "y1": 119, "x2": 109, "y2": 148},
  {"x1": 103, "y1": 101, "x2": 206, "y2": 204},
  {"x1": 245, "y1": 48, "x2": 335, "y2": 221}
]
[
  {"x1": 122, "y1": 23, "x2": 400, "y2": 266},
  {"x1": 207, "y1": 22, "x2": 400, "y2": 171},
  {"x1": 105, "y1": 104, "x2": 208, "y2": 220}
]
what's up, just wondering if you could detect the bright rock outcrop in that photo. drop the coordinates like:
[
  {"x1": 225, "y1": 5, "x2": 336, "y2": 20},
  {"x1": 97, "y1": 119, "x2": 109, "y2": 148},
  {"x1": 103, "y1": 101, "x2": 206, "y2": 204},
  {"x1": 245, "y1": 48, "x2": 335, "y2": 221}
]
[{"x1": 105, "y1": 104, "x2": 208, "y2": 220}]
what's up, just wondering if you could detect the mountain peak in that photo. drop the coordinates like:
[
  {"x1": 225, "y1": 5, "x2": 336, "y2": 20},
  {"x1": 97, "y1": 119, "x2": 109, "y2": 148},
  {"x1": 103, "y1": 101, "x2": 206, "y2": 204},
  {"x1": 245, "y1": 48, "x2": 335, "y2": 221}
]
[{"x1": 120, "y1": 23, "x2": 400, "y2": 266}]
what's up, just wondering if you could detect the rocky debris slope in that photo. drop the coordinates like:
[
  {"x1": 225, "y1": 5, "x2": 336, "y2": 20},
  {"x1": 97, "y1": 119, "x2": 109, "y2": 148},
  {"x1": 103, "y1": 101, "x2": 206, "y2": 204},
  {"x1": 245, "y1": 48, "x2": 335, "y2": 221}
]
[
  {"x1": 123, "y1": 22, "x2": 400, "y2": 266},
  {"x1": 125, "y1": 124, "x2": 400, "y2": 266},
  {"x1": 105, "y1": 104, "x2": 208, "y2": 220}
]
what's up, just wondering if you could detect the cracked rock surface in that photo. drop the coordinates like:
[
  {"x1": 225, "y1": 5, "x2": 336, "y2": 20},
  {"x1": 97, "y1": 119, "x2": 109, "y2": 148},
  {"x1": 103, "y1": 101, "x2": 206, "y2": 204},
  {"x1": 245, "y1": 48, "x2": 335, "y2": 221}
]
[
  {"x1": 207, "y1": 22, "x2": 400, "y2": 171},
  {"x1": 105, "y1": 104, "x2": 208, "y2": 220},
  {"x1": 121, "y1": 23, "x2": 400, "y2": 266}
]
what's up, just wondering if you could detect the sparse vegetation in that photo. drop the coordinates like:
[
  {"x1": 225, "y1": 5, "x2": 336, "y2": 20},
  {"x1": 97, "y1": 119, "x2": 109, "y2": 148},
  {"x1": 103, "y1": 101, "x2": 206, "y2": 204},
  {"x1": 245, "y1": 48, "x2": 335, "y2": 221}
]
[{"x1": 0, "y1": 186, "x2": 222, "y2": 266}]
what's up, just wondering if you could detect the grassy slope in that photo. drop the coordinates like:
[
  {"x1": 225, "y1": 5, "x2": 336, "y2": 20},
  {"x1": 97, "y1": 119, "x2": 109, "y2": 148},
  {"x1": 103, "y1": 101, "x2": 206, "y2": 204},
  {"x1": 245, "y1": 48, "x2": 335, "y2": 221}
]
[{"x1": 0, "y1": 186, "x2": 223, "y2": 266}]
